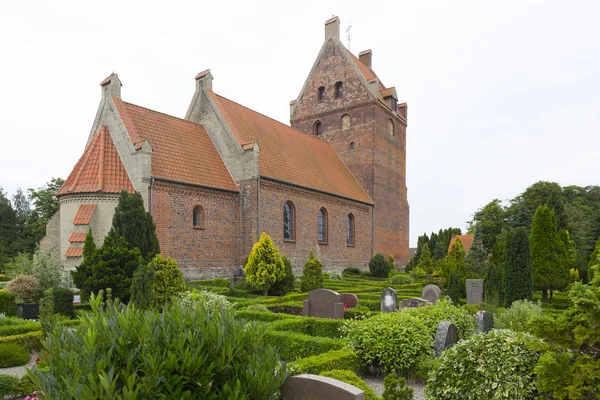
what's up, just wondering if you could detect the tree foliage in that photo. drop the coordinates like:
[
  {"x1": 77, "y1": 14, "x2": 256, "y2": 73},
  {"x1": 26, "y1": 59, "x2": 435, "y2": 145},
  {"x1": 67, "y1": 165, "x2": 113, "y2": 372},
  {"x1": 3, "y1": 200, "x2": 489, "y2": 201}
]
[
  {"x1": 150, "y1": 255, "x2": 186, "y2": 306},
  {"x1": 244, "y1": 233, "x2": 285, "y2": 296},
  {"x1": 416, "y1": 243, "x2": 434, "y2": 274},
  {"x1": 300, "y1": 250, "x2": 323, "y2": 292},
  {"x1": 468, "y1": 199, "x2": 506, "y2": 253},
  {"x1": 504, "y1": 227, "x2": 533, "y2": 306},
  {"x1": 369, "y1": 253, "x2": 391, "y2": 278},
  {"x1": 268, "y1": 255, "x2": 295, "y2": 296},
  {"x1": 130, "y1": 261, "x2": 155, "y2": 310}
]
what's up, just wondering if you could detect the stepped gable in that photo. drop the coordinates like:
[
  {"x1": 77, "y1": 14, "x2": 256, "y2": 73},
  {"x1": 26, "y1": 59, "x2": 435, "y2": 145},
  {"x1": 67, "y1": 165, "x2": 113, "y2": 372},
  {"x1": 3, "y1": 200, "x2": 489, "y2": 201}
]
[
  {"x1": 57, "y1": 126, "x2": 135, "y2": 196},
  {"x1": 208, "y1": 90, "x2": 372, "y2": 204},
  {"x1": 112, "y1": 98, "x2": 238, "y2": 192}
]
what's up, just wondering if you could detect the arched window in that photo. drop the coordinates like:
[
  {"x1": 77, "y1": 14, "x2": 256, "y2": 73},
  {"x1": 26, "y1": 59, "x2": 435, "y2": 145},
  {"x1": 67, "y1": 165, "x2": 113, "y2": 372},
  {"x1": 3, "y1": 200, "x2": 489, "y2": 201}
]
[
  {"x1": 388, "y1": 119, "x2": 395, "y2": 137},
  {"x1": 283, "y1": 201, "x2": 295, "y2": 241},
  {"x1": 341, "y1": 114, "x2": 350, "y2": 131},
  {"x1": 318, "y1": 208, "x2": 328, "y2": 243},
  {"x1": 318, "y1": 86, "x2": 325, "y2": 102},
  {"x1": 335, "y1": 81, "x2": 343, "y2": 99},
  {"x1": 193, "y1": 206, "x2": 204, "y2": 229},
  {"x1": 313, "y1": 121, "x2": 323, "y2": 136},
  {"x1": 349, "y1": 141, "x2": 355, "y2": 151},
  {"x1": 346, "y1": 214, "x2": 355, "y2": 246}
]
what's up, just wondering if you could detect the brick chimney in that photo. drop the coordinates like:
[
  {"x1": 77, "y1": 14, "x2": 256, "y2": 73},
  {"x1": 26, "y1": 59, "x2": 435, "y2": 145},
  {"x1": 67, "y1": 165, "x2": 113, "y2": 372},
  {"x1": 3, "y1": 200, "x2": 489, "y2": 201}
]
[
  {"x1": 195, "y1": 69, "x2": 213, "y2": 90},
  {"x1": 100, "y1": 73, "x2": 121, "y2": 98},
  {"x1": 325, "y1": 16, "x2": 340, "y2": 41},
  {"x1": 359, "y1": 49, "x2": 372, "y2": 68}
]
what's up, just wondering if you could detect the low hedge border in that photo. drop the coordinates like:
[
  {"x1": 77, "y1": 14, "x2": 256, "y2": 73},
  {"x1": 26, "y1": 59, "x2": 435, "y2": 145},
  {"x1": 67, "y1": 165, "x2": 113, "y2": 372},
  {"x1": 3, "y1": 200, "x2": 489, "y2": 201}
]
[
  {"x1": 0, "y1": 321, "x2": 41, "y2": 337},
  {"x1": 263, "y1": 330, "x2": 345, "y2": 361},
  {"x1": 269, "y1": 317, "x2": 345, "y2": 339},
  {"x1": 288, "y1": 349, "x2": 359, "y2": 375},
  {"x1": 0, "y1": 331, "x2": 43, "y2": 353},
  {"x1": 236, "y1": 310, "x2": 299, "y2": 323},
  {"x1": 266, "y1": 302, "x2": 304, "y2": 315}
]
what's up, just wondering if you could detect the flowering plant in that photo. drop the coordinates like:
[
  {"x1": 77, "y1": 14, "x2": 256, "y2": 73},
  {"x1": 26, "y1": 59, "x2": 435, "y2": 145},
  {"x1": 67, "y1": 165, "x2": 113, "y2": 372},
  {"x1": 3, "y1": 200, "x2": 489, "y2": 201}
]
[{"x1": 25, "y1": 390, "x2": 46, "y2": 400}]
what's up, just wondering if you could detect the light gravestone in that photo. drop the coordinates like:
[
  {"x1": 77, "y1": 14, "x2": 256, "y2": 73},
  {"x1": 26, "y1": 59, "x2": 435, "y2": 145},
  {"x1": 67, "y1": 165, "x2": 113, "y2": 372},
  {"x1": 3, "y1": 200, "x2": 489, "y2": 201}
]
[
  {"x1": 340, "y1": 293, "x2": 359, "y2": 309},
  {"x1": 435, "y1": 321, "x2": 458, "y2": 357},
  {"x1": 466, "y1": 279, "x2": 485, "y2": 304},
  {"x1": 476, "y1": 310, "x2": 493, "y2": 334},
  {"x1": 380, "y1": 287, "x2": 397, "y2": 312},
  {"x1": 422, "y1": 284, "x2": 442, "y2": 303},
  {"x1": 281, "y1": 374, "x2": 365, "y2": 400},
  {"x1": 399, "y1": 298, "x2": 430, "y2": 309},
  {"x1": 303, "y1": 289, "x2": 344, "y2": 319}
]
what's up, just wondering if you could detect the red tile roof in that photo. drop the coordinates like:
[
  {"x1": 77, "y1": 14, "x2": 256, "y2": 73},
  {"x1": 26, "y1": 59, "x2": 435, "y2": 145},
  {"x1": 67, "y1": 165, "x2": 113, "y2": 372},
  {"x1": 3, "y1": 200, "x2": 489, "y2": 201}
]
[
  {"x1": 208, "y1": 90, "x2": 372, "y2": 204},
  {"x1": 57, "y1": 126, "x2": 136, "y2": 196},
  {"x1": 65, "y1": 247, "x2": 84, "y2": 257},
  {"x1": 73, "y1": 204, "x2": 96, "y2": 225},
  {"x1": 68, "y1": 232, "x2": 87, "y2": 243},
  {"x1": 380, "y1": 88, "x2": 395, "y2": 98},
  {"x1": 112, "y1": 98, "x2": 238, "y2": 192},
  {"x1": 448, "y1": 234, "x2": 475, "y2": 254}
]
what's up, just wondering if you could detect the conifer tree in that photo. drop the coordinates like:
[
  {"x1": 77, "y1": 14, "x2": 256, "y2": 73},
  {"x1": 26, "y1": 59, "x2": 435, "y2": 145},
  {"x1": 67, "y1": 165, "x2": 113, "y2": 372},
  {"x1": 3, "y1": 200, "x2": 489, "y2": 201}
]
[
  {"x1": 244, "y1": 233, "x2": 285, "y2": 296},
  {"x1": 586, "y1": 236, "x2": 600, "y2": 283},
  {"x1": 72, "y1": 229, "x2": 96, "y2": 300},
  {"x1": 530, "y1": 205, "x2": 569, "y2": 303},
  {"x1": 416, "y1": 242, "x2": 434, "y2": 274},
  {"x1": 108, "y1": 191, "x2": 160, "y2": 260},
  {"x1": 443, "y1": 238, "x2": 467, "y2": 280},
  {"x1": 130, "y1": 261, "x2": 155, "y2": 310},
  {"x1": 484, "y1": 261, "x2": 504, "y2": 306},
  {"x1": 504, "y1": 227, "x2": 533, "y2": 306},
  {"x1": 466, "y1": 231, "x2": 488, "y2": 277},
  {"x1": 301, "y1": 250, "x2": 324, "y2": 292}
]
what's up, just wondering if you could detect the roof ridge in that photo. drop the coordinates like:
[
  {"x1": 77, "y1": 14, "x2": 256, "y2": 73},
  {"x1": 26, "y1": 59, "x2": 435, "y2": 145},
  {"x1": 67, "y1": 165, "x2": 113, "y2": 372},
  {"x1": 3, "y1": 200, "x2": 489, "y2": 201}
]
[{"x1": 120, "y1": 99, "x2": 205, "y2": 127}]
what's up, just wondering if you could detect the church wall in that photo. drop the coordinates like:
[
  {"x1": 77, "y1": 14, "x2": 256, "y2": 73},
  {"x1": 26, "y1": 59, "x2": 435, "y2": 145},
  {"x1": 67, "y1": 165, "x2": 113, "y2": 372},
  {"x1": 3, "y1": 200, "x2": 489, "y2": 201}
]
[{"x1": 39, "y1": 210, "x2": 60, "y2": 256}]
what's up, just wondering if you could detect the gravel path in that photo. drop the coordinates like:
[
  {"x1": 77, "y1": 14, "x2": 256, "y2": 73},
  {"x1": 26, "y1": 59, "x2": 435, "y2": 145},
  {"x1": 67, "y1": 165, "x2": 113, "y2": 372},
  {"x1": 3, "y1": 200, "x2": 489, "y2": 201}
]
[
  {"x1": 363, "y1": 376, "x2": 426, "y2": 400},
  {"x1": 0, "y1": 353, "x2": 37, "y2": 378}
]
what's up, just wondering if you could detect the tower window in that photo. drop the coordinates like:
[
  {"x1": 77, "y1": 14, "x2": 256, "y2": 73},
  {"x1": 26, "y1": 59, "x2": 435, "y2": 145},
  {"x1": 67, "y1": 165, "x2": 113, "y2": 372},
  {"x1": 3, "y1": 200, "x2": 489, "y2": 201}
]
[
  {"x1": 283, "y1": 201, "x2": 295, "y2": 241},
  {"x1": 318, "y1": 208, "x2": 328, "y2": 243},
  {"x1": 341, "y1": 114, "x2": 350, "y2": 131},
  {"x1": 335, "y1": 81, "x2": 343, "y2": 99},
  {"x1": 388, "y1": 119, "x2": 395, "y2": 137},
  {"x1": 391, "y1": 97, "x2": 397, "y2": 111},
  {"x1": 318, "y1": 86, "x2": 325, "y2": 102},
  {"x1": 346, "y1": 214, "x2": 355, "y2": 246},
  {"x1": 193, "y1": 206, "x2": 204, "y2": 229},
  {"x1": 349, "y1": 142, "x2": 355, "y2": 150},
  {"x1": 314, "y1": 121, "x2": 323, "y2": 136}
]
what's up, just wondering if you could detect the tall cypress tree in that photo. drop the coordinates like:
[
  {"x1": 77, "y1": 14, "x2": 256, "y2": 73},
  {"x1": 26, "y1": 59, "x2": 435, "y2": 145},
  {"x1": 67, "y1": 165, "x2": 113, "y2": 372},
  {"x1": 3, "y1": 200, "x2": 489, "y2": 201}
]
[
  {"x1": 504, "y1": 227, "x2": 533, "y2": 306},
  {"x1": 530, "y1": 205, "x2": 569, "y2": 303},
  {"x1": 108, "y1": 191, "x2": 160, "y2": 260},
  {"x1": 416, "y1": 242, "x2": 434, "y2": 274}
]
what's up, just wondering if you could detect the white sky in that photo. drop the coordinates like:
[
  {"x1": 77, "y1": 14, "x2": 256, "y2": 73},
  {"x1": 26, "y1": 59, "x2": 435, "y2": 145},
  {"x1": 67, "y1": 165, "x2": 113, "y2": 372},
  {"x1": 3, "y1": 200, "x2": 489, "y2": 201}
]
[{"x1": 1, "y1": 0, "x2": 599, "y2": 247}]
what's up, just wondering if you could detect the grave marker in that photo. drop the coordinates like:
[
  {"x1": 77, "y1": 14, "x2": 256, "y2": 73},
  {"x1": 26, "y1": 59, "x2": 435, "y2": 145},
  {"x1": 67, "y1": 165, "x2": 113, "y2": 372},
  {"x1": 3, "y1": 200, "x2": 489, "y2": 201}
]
[
  {"x1": 281, "y1": 374, "x2": 365, "y2": 400},
  {"x1": 340, "y1": 293, "x2": 359, "y2": 309},
  {"x1": 476, "y1": 310, "x2": 493, "y2": 334},
  {"x1": 380, "y1": 287, "x2": 397, "y2": 312},
  {"x1": 466, "y1": 279, "x2": 484, "y2": 304},
  {"x1": 303, "y1": 289, "x2": 344, "y2": 319},
  {"x1": 422, "y1": 284, "x2": 442, "y2": 303},
  {"x1": 434, "y1": 321, "x2": 458, "y2": 357}
]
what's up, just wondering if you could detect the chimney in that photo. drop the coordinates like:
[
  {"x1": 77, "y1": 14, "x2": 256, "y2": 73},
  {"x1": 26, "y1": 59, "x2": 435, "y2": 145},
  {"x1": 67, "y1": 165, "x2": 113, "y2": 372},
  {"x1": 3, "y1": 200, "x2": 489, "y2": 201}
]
[
  {"x1": 100, "y1": 73, "x2": 121, "y2": 98},
  {"x1": 359, "y1": 49, "x2": 372, "y2": 68},
  {"x1": 325, "y1": 16, "x2": 340, "y2": 41},
  {"x1": 195, "y1": 69, "x2": 213, "y2": 90}
]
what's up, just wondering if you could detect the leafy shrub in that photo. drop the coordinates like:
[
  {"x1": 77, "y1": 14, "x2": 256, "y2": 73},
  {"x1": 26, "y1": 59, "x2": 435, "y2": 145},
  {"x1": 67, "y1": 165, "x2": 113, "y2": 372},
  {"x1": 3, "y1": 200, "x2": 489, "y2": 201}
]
[
  {"x1": 344, "y1": 305, "x2": 373, "y2": 320},
  {"x1": 495, "y1": 300, "x2": 543, "y2": 332},
  {"x1": 343, "y1": 268, "x2": 362, "y2": 275},
  {"x1": 5, "y1": 275, "x2": 39, "y2": 302},
  {"x1": 150, "y1": 255, "x2": 186, "y2": 305},
  {"x1": 0, "y1": 343, "x2": 29, "y2": 367},
  {"x1": 329, "y1": 272, "x2": 343, "y2": 280},
  {"x1": 534, "y1": 351, "x2": 600, "y2": 399},
  {"x1": 0, "y1": 292, "x2": 16, "y2": 317},
  {"x1": 319, "y1": 370, "x2": 379, "y2": 400},
  {"x1": 288, "y1": 349, "x2": 359, "y2": 375},
  {"x1": 343, "y1": 312, "x2": 432, "y2": 375},
  {"x1": 389, "y1": 274, "x2": 414, "y2": 285},
  {"x1": 382, "y1": 373, "x2": 413, "y2": 400},
  {"x1": 245, "y1": 233, "x2": 286, "y2": 296},
  {"x1": 130, "y1": 261, "x2": 155, "y2": 310},
  {"x1": 409, "y1": 266, "x2": 427, "y2": 279},
  {"x1": 300, "y1": 251, "x2": 323, "y2": 292},
  {"x1": 269, "y1": 317, "x2": 345, "y2": 339},
  {"x1": 0, "y1": 331, "x2": 43, "y2": 352},
  {"x1": 177, "y1": 289, "x2": 233, "y2": 314},
  {"x1": 263, "y1": 330, "x2": 345, "y2": 361},
  {"x1": 19, "y1": 373, "x2": 37, "y2": 397},
  {"x1": 5, "y1": 250, "x2": 63, "y2": 294},
  {"x1": 269, "y1": 255, "x2": 295, "y2": 296},
  {"x1": 400, "y1": 299, "x2": 476, "y2": 340},
  {"x1": 0, "y1": 374, "x2": 21, "y2": 397},
  {"x1": 50, "y1": 288, "x2": 74, "y2": 318},
  {"x1": 30, "y1": 293, "x2": 286, "y2": 399},
  {"x1": 426, "y1": 330, "x2": 541, "y2": 400},
  {"x1": 244, "y1": 303, "x2": 270, "y2": 313},
  {"x1": 369, "y1": 253, "x2": 391, "y2": 278}
]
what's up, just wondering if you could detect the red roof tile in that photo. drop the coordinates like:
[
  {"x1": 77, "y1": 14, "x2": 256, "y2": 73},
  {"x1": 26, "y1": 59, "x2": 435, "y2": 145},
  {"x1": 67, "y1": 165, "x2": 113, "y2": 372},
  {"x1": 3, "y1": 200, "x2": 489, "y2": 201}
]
[
  {"x1": 57, "y1": 126, "x2": 135, "y2": 196},
  {"x1": 380, "y1": 88, "x2": 395, "y2": 98},
  {"x1": 73, "y1": 204, "x2": 96, "y2": 225},
  {"x1": 208, "y1": 90, "x2": 372, "y2": 204},
  {"x1": 112, "y1": 98, "x2": 238, "y2": 192},
  {"x1": 448, "y1": 234, "x2": 475, "y2": 254},
  {"x1": 65, "y1": 247, "x2": 84, "y2": 257},
  {"x1": 100, "y1": 73, "x2": 118, "y2": 87},
  {"x1": 68, "y1": 232, "x2": 87, "y2": 243}
]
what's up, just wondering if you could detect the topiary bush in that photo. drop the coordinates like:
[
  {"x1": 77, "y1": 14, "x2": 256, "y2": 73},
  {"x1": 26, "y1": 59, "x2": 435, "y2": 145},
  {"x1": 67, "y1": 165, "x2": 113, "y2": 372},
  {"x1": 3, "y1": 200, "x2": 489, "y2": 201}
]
[
  {"x1": 426, "y1": 329, "x2": 542, "y2": 400},
  {"x1": 343, "y1": 312, "x2": 432, "y2": 376},
  {"x1": 0, "y1": 343, "x2": 29, "y2": 368},
  {"x1": 400, "y1": 299, "x2": 476, "y2": 340},
  {"x1": 269, "y1": 255, "x2": 295, "y2": 296},
  {"x1": 262, "y1": 330, "x2": 345, "y2": 361},
  {"x1": 319, "y1": 370, "x2": 379, "y2": 400},
  {"x1": 150, "y1": 255, "x2": 187, "y2": 305},
  {"x1": 5, "y1": 275, "x2": 39, "y2": 302},
  {"x1": 389, "y1": 274, "x2": 414, "y2": 285},
  {"x1": 300, "y1": 251, "x2": 323, "y2": 292},
  {"x1": 30, "y1": 293, "x2": 286, "y2": 399},
  {"x1": 369, "y1": 253, "x2": 391, "y2": 278},
  {"x1": 245, "y1": 233, "x2": 286, "y2": 296},
  {"x1": 0, "y1": 374, "x2": 21, "y2": 397},
  {"x1": 495, "y1": 300, "x2": 543, "y2": 332},
  {"x1": 0, "y1": 292, "x2": 16, "y2": 317},
  {"x1": 50, "y1": 288, "x2": 75, "y2": 318}
]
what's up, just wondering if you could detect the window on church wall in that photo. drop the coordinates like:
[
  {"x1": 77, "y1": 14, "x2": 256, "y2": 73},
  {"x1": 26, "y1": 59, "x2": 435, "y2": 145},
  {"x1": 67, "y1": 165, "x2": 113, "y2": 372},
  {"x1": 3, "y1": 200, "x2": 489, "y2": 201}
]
[
  {"x1": 193, "y1": 206, "x2": 204, "y2": 229},
  {"x1": 341, "y1": 114, "x2": 350, "y2": 131},
  {"x1": 346, "y1": 214, "x2": 355, "y2": 246},
  {"x1": 318, "y1": 208, "x2": 328, "y2": 243},
  {"x1": 314, "y1": 121, "x2": 323, "y2": 136},
  {"x1": 388, "y1": 119, "x2": 395, "y2": 137},
  {"x1": 335, "y1": 81, "x2": 343, "y2": 99},
  {"x1": 283, "y1": 202, "x2": 295, "y2": 241},
  {"x1": 349, "y1": 142, "x2": 355, "y2": 151},
  {"x1": 318, "y1": 86, "x2": 325, "y2": 102},
  {"x1": 391, "y1": 97, "x2": 397, "y2": 111}
]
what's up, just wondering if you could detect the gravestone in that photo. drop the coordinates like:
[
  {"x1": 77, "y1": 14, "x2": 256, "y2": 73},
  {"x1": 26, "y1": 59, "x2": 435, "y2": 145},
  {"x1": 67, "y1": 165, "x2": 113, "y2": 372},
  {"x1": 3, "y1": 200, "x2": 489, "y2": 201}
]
[
  {"x1": 434, "y1": 321, "x2": 458, "y2": 357},
  {"x1": 380, "y1": 287, "x2": 397, "y2": 312},
  {"x1": 422, "y1": 284, "x2": 442, "y2": 303},
  {"x1": 303, "y1": 289, "x2": 344, "y2": 319},
  {"x1": 476, "y1": 310, "x2": 493, "y2": 334},
  {"x1": 340, "y1": 293, "x2": 359, "y2": 309},
  {"x1": 233, "y1": 267, "x2": 246, "y2": 283},
  {"x1": 466, "y1": 279, "x2": 485, "y2": 304},
  {"x1": 281, "y1": 374, "x2": 365, "y2": 400},
  {"x1": 399, "y1": 297, "x2": 430, "y2": 309}
]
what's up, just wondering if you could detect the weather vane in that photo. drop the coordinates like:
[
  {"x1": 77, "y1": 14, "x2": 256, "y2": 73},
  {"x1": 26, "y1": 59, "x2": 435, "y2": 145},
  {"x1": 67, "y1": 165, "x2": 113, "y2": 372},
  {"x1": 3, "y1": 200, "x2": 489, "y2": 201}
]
[{"x1": 346, "y1": 22, "x2": 353, "y2": 50}]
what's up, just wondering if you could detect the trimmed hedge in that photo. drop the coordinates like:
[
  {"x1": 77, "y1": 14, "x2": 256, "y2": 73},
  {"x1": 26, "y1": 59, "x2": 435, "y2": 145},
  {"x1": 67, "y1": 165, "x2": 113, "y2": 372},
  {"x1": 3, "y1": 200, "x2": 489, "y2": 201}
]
[
  {"x1": 0, "y1": 374, "x2": 21, "y2": 397},
  {"x1": 51, "y1": 288, "x2": 75, "y2": 318},
  {"x1": 262, "y1": 330, "x2": 345, "y2": 361},
  {"x1": 0, "y1": 320, "x2": 41, "y2": 337},
  {"x1": 288, "y1": 349, "x2": 359, "y2": 375},
  {"x1": 266, "y1": 302, "x2": 304, "y2": 315},
  {"x1": 236, "y1": 310, "x2": 298, "y2": 323},
  {"x1": 0, "y1": 331, "x2": 43, "y2": 352},
  {"x1": 0, "y1": 343, "x2": 29, "y2": 367},
  {"x1": 0, "y1": 292, "x2": 16, "y2": 317},
  {"x1": 320, "y1": 370, "x2": 379, "y2": 400},
  {"x1": 344, "y1": 306, "x2": 376, "y2": 320},
  {"x1": 269, "y1": 317, "x2": 345, "y2": 339}
]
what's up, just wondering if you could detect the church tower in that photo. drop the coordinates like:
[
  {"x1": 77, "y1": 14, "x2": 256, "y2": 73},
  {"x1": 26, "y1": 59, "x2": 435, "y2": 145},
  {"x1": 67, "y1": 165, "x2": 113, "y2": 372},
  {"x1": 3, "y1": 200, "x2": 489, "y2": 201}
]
[{"x1": 290, "y1": 16, "x2": 410, "y2": 265}]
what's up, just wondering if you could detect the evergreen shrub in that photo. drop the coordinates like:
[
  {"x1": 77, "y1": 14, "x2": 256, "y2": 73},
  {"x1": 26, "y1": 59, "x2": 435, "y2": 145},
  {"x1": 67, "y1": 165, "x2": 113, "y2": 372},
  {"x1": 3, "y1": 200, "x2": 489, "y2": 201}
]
[
  {"x1": 0, "y1": 331, "x2": 43, "y2": 352},
  {"x1": 244, "y1": 304, "x2": 270, "y2": 313},
  {"x1": 328, "y1": 271, "x2": 343, "y2": 280},
  {"x1": 300, "y1": 251, "x2": 323, "y2": 292},
  {"x1": 369, "y1": 253, "x2": 391, "y2": 278},
  {"x1": 343, "y1": 267, "x2": 362, "y2": 275},
  {"x1": 0, "y1": 343, "x2": 29, "y2": 368},
  {"x1": 0, "y1": 374, "x2": 20, "y2": 397},
  {"x1": 495, "y1": 300, "x2": 542, "y2": 332},
  {"x1": 269, "y1": 255, "x2": 295, "y2": 296},
  {"x1": 150, "y1": 255, "x2": 186, "y2": 305},
  {"x1": 446, "y1": 271, "x2": 461, "y2": 304},
  {"x1": 0, "y1": 292, "x2": 16, "y2": 317},
  {"x1": 288, "y1": 349, "x2": 359, "y2": 375},
  {"x1": 245, "y1": 233, "x2": 285, "y2": 296},
  {"x1": 319, "y1": 370, "x2": 379, "y2": 400},
  {"x1": 130, "y1": 261, "x2": 155, "y2": 310},
  {"x1": 269, "y1": 317, "x2": 345, "y2": 339},
  {"x1": 382, "y1": 373, "x2": 413, "y2": 400},
  {"x1": 262, "y1": 330, "x2": 345, "y2": 361},
  {"x1": 400, "y1": 299, "x2": 476, "y2": 340},
  {"x1": 389, "y1": 274, "x2": 414, "y2": 285},
  {"x1": 236, "y1": 310, "x2": 296, "y2": 323},
  {"x1": 50, "y1": 288, "x2": 74, "y2": 318},
  {"x1": 0, "y1": 319, "x2": 41, "y2": 337}
]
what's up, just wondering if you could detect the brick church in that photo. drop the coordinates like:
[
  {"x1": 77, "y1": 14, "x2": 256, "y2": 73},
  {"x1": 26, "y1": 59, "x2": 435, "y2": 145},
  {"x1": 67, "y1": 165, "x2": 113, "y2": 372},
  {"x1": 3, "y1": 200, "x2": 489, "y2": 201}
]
[{"x1": 40, "y1": 16, "x2": 410, "y2": 279}]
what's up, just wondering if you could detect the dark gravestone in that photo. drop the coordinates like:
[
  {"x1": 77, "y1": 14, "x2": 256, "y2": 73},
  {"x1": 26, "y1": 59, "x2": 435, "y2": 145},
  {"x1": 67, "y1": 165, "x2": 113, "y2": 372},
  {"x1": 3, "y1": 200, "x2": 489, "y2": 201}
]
[
  {"x1": 17, "y1": 303, "x2": 39, "y2": 320},
  {"x1": 399, "y1": 297, "x2": 430, "y2": 309},
  {"x1": 476, "y1": 310, "x2": 493, "y2": 334},
  {"x1": 340, "y1": 293, "x2": 359, "y2": 309},
  {"x1": 281, "y1": 374, "x2": 365, "y2": 400},
  {"x1": 303, "y1": 289, "x2": 344, "y2": 319},
  {"x1": 435, "y1": 321, "x2": 458, "y2": 357},
  {"x1": 422, "y1": 284, "x2": 442, "y2": 303},
  {"x1": 233, "y1": 267, "x2": 246, "y2": 283},
  {"x1": 466, "y1": 279, "x2": 484, "y2": 304},
  {"x1": 380, "y1": 287, "x2": 397, "y2": 312}
]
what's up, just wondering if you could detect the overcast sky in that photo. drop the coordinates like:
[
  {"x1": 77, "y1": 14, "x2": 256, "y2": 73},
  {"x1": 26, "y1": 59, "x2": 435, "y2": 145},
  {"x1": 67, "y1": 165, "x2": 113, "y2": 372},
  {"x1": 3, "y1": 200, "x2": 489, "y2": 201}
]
[{"x1": 1, "y1": 1, "x2": 599, "y2": 246}]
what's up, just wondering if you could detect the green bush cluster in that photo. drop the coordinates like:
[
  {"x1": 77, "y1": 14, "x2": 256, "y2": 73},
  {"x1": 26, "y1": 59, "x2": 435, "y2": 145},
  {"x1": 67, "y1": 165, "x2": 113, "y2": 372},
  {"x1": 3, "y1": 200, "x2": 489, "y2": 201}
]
[
  {"x1": 0, "y1": 318, "x2": 41, "y2": 337},
  {"x1": 288, "y1": 349, "x2": 359, "y2": 375},
  {"x1": 262, "y1": 330, "x2": 345, "y2": 361},
  {"x1": 0, "y1": 374, "x2": 21, "y2": 397},
  {"x1": 177, "y1": 289, "x2": 233, "y2": 314},
  {"x1": 400, "y1": 299, "x2": 476, "y2": 339},
  {"x1": 300, "y1": 251, "x2": 323, "y2": 292},
  {"x1": 245, "y1": 233, "x2": 286, "y2": 296},
  {"x1": 0, "y1": 292, "x2": 16, "y2": 317},
  {"x1": 0, "y1": 343, "x2": 29, "y2": 368},
  {"x1": 236, "y1": 310, "x2": 296, "y2": 323},
  {"x1": 369, "y1": 253, "x2": 391, "y2": 278},
  {"x1": 0, "y1": 331, "x2": 43, "y2": 352},
  {"x1": 244, "y1": 303, "x2": 270, "y2": 313},
  {"x1": 149, "y1": 255, "x2": 187, "y2": 305},
  {"x1": 269, "y1": 317, "x2": 345, "y2": 339},
  {"x1": 320, "y1": 370, "x2": 379, "y2": 400},
  {"x1": 388, "y1": 274, "x2": 414, "y2": 285},
  {"x1": 343, "y1": 268, "x2": 362, "y2": 275},
  {"x1": 50, "y1": 287, "x2": 75, "y2": 318},
  {"x1": 495, "y1": 300, "x2": 543, "y2": 332}
]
